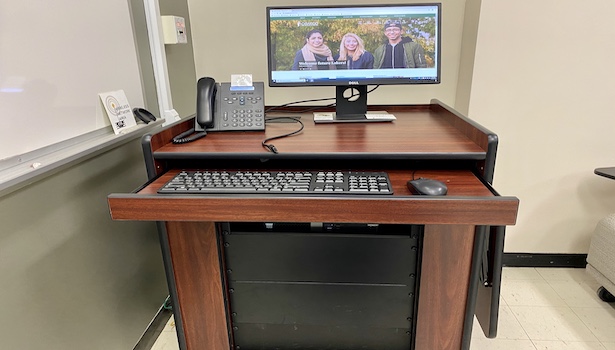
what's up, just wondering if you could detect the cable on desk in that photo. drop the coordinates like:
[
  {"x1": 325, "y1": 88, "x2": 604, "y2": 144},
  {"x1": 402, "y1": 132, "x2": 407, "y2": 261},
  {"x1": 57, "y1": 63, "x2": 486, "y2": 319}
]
[
  {"x1": 172, "y1": 128, "x2": 207, "y2": 144},
  {"x1": 265, "y1": 98, "x2": 335, "y2": 114},
  {"x1": 261, "y1": 117, "x2": 304, "y2": 154},
  {"x1": 265, "y1": 85, "x2": 380, "y2": 114}
]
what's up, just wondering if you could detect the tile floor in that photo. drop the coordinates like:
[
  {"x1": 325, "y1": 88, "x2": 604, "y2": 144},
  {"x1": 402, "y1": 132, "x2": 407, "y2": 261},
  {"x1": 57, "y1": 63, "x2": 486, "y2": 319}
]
[{"x1": 150, "y1": 267, "x2": 615, "y2": 350}]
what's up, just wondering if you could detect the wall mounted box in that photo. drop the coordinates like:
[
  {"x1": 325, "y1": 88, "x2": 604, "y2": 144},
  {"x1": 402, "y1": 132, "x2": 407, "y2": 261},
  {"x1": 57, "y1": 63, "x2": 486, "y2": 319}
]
[{"x1": 161, "y1": 16, "x2": 187, "y2": 44}]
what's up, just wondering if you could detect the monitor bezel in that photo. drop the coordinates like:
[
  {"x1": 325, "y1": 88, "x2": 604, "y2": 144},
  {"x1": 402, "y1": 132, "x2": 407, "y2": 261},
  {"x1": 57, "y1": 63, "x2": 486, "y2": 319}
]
[{"x1": 266, "y1": 3, "x2": 442, "y2": 88}]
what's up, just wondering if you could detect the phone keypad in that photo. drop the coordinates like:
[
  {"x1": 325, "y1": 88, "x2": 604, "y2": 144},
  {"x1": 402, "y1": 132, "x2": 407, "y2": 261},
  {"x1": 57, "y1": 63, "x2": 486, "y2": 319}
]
[
  {"x1": 225, "y1": 109, "x2": 263, "y2": 128},
  {"x1": 219, "y1": 83, "x2": 265, "y2": 131}
]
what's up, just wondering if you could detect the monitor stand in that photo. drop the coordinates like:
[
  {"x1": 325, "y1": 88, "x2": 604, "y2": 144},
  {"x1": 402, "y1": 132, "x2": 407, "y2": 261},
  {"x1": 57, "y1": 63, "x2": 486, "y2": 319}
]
[
  {"x1": 313, "y1": 86, "x2": 395, "y2": 124},
  {"x1": 335, "y1": 85, "x2": 368, "y2": 121}
]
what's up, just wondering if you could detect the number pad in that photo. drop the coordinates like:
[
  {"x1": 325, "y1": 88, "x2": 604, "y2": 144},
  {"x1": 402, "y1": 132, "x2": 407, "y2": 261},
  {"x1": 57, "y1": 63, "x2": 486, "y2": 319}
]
[{"x1": 219, "y1": 82, "x2": 265, "y2": 131}]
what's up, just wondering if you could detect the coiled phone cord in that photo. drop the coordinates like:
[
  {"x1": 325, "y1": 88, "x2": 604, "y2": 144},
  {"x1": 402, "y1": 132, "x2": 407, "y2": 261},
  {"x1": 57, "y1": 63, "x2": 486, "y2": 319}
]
[{"x1": 172, "y1": 128, "x2": 208, "y2": 144}]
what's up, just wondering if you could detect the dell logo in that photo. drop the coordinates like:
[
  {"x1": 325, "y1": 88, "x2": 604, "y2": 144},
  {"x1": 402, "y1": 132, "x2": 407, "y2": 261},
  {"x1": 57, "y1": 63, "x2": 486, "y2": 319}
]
[{"x1": 348, "y1": 81, "x2": 360, "y2": 85}]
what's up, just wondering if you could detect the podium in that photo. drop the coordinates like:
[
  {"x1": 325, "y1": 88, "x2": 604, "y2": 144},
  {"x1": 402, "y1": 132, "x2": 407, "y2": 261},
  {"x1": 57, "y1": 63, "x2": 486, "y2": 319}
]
[{"x1": 108, "y1": 100, "x2": 518, "y2": 350}]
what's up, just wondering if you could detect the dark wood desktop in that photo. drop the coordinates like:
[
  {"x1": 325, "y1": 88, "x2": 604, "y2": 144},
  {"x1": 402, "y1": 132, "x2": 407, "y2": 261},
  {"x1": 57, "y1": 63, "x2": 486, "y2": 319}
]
[{"x1": 108, "y1": 100, "x2": 519, "y2": 350}]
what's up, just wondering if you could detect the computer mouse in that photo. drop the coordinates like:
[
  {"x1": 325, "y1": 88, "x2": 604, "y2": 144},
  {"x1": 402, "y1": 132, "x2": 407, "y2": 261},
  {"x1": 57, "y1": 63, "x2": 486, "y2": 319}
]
[{"x1": 407, "y1": 178, "x2": 448, "y2": 196}]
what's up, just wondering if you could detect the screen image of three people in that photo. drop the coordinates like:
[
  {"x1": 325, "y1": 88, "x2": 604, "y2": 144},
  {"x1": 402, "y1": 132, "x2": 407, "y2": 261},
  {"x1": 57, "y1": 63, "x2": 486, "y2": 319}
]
[{"x1": 292, "y1": 20, "x2": 428, "y2": 71}]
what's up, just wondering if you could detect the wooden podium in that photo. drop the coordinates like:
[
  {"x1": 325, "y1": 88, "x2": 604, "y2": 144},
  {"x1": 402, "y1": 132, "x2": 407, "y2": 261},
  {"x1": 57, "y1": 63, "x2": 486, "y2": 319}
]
[{"x1": 108, "y1": 101, "x2": 518, "y2": 350}]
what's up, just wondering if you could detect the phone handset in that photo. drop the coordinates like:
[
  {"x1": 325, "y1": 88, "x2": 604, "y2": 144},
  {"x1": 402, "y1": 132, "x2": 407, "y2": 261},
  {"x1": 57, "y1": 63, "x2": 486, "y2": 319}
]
[
  {"x1": 172, "y1": 77, "x2": 216, "y2": 143},
  {"x1": 195, "y1": 77, "x2": 217, "y2": 131}
]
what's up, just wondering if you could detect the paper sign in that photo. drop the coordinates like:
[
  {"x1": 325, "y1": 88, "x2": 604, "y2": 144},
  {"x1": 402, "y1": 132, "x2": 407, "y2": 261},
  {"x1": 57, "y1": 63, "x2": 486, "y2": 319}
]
[
  {"x1": 231, "y1": 74, "x2": 253, "y2": 87},
  {"x1": 230, "y1": 74, "x2": 254, "y2": 91},
  {"x1": 99, "y1": 90, "x2": 137, "y2": 134}
]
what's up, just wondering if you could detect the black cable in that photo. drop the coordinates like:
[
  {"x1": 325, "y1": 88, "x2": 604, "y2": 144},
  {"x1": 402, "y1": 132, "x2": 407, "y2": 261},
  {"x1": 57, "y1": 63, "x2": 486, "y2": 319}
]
[
  {"x1": 366, "y1": 85, "x2": 380, "y2": 94},
  {"x1": 172, "y1": 128, "x2": 207, "y2": 144},
  {"x1": 265, "y1": 97, "x2": 336, "y2": 113},
  {"x1": 288, "y1": 102, "x2": 336, "y2": 114},
  {"x1": 261, "y1": 117, "x2": 304, "y2": 154},
  {"x1": 264, "y1": 85, "x2": 381, "y2": 114}
]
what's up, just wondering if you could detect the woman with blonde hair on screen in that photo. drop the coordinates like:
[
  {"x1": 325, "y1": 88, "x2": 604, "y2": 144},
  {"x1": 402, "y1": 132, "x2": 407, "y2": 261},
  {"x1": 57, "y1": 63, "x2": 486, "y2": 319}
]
[{"x1": 335, "y1": 33, "x2": 374, "y2": 69}]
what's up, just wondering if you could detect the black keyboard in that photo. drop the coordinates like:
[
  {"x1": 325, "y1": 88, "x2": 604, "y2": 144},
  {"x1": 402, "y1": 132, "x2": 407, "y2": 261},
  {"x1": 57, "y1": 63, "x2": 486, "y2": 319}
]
[{"x1": 158, "y1": 170, "x2": 393, "y2": 195}]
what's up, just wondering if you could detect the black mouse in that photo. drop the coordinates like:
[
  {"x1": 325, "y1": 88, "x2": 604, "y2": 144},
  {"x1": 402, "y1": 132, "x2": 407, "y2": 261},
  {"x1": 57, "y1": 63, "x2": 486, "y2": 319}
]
[{"x1": 407, "y1": 178, "x2": 448, "y2": 196}]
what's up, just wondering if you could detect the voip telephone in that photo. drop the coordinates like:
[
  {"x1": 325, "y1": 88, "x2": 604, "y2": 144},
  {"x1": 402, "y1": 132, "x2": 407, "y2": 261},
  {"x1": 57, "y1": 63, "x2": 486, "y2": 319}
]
[{"x1": 172, "y1": 77, "x2": 266, "y2": 143}]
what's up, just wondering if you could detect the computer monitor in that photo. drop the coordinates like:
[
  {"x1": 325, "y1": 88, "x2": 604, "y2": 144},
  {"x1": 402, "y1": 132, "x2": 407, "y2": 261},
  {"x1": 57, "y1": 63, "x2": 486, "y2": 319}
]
[{"x1": 266, "y1": 3, "x2": 441, "y2": 120}]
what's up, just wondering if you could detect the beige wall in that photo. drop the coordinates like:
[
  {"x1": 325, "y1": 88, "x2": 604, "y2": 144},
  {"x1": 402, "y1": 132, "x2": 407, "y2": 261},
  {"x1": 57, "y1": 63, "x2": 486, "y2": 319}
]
[
  {"x1": 187, "y1": 0, "x2": 467, "y2": 107},
  {"x1": 455, "y1": 0, "x2": 481, "y2": 115},
  {"x1": 469, "y1": 0, "x2": 615, "y2": 253}
]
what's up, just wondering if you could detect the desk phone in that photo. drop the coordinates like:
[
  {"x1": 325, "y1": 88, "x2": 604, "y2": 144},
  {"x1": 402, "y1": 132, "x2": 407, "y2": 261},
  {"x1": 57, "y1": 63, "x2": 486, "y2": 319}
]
[
  {"x1": 196, "y1": 77, "x2": 265, "y2": 132},
  {"x1": 173, "y1": 77, "x2": 265, "y2": 143}
]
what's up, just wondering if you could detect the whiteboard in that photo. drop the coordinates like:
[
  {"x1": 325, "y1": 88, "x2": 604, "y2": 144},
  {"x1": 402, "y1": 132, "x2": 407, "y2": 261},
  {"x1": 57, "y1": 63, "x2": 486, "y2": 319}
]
[{"x1": 0, "y1": 0, "x2": 145, "y2": 161}]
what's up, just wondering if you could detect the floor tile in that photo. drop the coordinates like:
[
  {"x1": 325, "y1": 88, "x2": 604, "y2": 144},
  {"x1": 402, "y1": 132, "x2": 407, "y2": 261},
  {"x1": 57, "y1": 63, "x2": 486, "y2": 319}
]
[
  {"x1": 151, "y1": 316, "x2": 179, "y2": 350},
  {"x1": 532, "y1": 340, "x2": 606, "y2": 350},
  {"x1": 501, "y1": 279, "x2": 567, "y2": 307},
  {"x1": 536, "y1": 268, "x2": 596, "y2": 283},
  {"x1": 163, "y1": 315, "x2": 176, "y2": 331},
  {"x1": 548, "y1": 280, "x2": 608, "y2": 308},
  {"x1": 587, "y1": 280, "x2": 606, "y2": 293},
  {"x1": 510, "y1": 306, "x2": 598, "y2": 342},
  {"x1": 573, "y1": 307, "x2": 615, "y2": 342},
  {"x1": 470, "y1": 338, "x2": 537, "y2": 350},
  {"x1": 150, "y1": 331, "x2": 179, "y2": 350},
  {"x1": 503, "y1": 267, "x2": 545, "y2": 281}
]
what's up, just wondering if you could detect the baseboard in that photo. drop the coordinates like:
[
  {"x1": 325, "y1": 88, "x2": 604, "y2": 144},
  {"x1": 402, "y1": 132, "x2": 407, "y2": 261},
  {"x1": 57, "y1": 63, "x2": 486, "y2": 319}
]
[{"x1": 502, "y1": 253, "x2": 587, "y2": 268}]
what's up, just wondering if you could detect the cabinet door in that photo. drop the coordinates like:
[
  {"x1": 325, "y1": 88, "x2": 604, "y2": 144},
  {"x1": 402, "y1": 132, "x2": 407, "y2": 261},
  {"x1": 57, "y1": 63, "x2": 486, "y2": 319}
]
[{"x1": 474, "y1": 225, "x2": 506, "y2": 338}]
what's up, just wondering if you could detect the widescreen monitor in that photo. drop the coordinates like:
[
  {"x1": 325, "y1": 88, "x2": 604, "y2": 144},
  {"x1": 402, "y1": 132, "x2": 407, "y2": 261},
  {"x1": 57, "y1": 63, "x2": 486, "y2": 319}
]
[{"x1": 266, "y1": 3, "x2": 441, "y2": 119}]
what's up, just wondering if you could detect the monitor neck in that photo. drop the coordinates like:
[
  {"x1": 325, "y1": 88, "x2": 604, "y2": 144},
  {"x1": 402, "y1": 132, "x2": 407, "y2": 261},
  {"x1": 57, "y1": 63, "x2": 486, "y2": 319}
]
[{"x1": 335, "y1": 85, "x2": 368, "y2": 120}]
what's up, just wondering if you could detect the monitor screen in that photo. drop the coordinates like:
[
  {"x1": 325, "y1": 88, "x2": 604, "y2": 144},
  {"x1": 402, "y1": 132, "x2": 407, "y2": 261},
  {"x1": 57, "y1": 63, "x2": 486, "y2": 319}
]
[{"x1": 266, "y1": 4, "x2": 441, "y2": 88}]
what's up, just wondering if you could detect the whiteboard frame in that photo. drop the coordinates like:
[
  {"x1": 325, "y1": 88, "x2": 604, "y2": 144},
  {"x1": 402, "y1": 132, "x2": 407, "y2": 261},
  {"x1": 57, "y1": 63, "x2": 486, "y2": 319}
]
[{"x1": 144, "y1": 0, "x2": 178, "y2": 125}]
